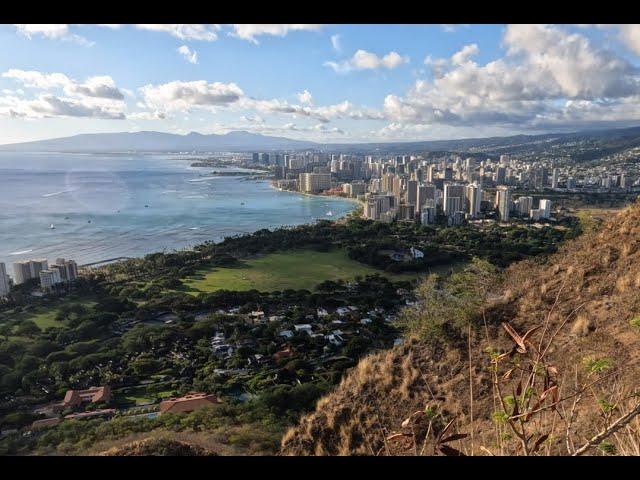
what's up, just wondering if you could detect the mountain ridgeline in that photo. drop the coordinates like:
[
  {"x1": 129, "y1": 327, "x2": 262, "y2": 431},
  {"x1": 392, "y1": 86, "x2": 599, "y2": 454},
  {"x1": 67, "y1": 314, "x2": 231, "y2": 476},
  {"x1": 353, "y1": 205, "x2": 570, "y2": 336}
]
[{"x1": 2, "y1": 125, "x2": 640, "y2": 158}]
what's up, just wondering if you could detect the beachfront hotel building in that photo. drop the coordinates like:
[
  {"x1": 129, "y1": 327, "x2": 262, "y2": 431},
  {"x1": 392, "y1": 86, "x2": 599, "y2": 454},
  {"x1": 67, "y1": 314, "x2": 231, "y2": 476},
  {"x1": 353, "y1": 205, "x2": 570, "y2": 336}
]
[
  {"x1": 13, "y1": 259, "x2": 49, "y2": 285},
  {"x1": 299, "y1": 173, "x2": 332, "y2": 193}
]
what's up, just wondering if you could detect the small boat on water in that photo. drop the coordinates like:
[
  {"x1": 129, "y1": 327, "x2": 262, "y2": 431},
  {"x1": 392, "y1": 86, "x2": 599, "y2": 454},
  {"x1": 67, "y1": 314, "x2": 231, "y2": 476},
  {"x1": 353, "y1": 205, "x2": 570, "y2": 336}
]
[
  {"x1": 87, "y1": 220, "x2": 92, "y2": 223},
  {"x1": 145, "y1": 205, "x2": 149, "y2": 208},
  {"x1": 49, "y1": 224, "x2": 55, "y2": 229},
  {"x1": 326, "y1": 211, "x2": 333, "y2": 216}
]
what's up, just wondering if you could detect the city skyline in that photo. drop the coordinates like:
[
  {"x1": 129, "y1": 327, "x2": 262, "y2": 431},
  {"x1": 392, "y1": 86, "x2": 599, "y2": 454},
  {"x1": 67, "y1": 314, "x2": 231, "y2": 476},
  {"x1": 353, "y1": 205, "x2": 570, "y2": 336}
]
[{"x1": 3, "y1": 24, "x2": 640, "y2": 145}]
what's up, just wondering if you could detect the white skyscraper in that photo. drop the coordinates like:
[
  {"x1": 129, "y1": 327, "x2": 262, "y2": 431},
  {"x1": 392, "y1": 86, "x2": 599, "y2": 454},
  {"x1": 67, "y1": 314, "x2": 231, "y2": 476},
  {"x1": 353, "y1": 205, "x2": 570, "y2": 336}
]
[
  {"x1": 516, "y1": 196, "x2": 533, "y2": 216},
  {"x1": 496, "y1": 186, "x2": 511, "y2": 222},
  {"x1": 539, "y1": 199, "x2": 552, "y2": 219},
  {"x1": 551, "y1": 168, "x2": 559, "y2": 189},
  {"x1": 443, "y1": 183, "x2": 466, "y2": 216},
  {"x1": 465, "y1": 182, "x2": 482, "y2": 219}
]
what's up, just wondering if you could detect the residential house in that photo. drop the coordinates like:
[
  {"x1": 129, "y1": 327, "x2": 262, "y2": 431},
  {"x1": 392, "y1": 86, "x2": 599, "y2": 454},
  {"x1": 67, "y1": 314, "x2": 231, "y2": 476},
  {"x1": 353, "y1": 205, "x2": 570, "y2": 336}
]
[{"x1": 62, "y1": 386, "x2": 111, "y2": 409}]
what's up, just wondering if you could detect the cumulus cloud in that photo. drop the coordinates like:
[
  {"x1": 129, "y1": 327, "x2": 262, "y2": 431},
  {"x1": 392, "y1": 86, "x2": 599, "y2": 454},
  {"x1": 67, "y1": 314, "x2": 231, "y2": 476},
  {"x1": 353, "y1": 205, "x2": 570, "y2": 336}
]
[
  {"x1": 615, "y1": 24, "x2": 640, "y2": 55},
  {"x1": 230, "y1": 24, "x2": 323, "y2": 43},
  {"x1": 0, "y1": 69, "x2": 126, "y2": 120},
  {"x1": 325, "y1": 49, "x2": 409, "y2": 73},
  {"x1": 382, "y1": 24, "x2": 640, "y2": 134},
  {"x1": 13, "y1": 24, "x2": 92, "y2": 46},
  {"x1": 135, "y1": 24, "x2": 220, "y2": 41},
  {"x1": 0, "y1": 94, "x2": 125, "y2": 120},
  {"x1": 177, "y1": 45, "x2": 198, "y2": 64},
  {"x1": 139, "y1": 80, "x2": 244, "y2": 113},
  {"x1": 297, "y1": 90, "x2": 313, "y2": 105},
  {"x1": 3, "y1": 69, "x2": 124, "y2": 100},
  {"x1": 450, "y1": 43, "x2": 479, "y2": 65}
]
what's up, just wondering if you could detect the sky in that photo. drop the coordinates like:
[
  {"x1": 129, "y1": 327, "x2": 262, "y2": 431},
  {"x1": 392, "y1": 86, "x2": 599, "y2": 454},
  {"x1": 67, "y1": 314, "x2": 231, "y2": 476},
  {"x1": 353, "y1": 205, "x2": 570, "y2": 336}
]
[{"x1": 1, "y1": 23, "x2": 640, "y2": 144}]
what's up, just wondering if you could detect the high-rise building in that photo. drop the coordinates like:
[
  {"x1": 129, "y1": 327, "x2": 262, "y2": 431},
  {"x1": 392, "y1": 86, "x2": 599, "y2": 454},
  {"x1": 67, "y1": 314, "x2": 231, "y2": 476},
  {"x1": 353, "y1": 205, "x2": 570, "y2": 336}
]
[
  {"x1": 298, "y1": 173, "x2": 331, "y2": 193},
  {"x1": 496, "y1": 186, "x2": 511, "y2": 222},
  {"x1": 0, "y1": 263, "x2": 11, "y2": 298},
  {"x1": 566, "y1": 177, "x2": 576, "y2": 189},
  {"x1": 416, "y1": 184, "x2": 436, "y2": 213},
  {"x1": 39, "y1": 268, "x2": 62, "y2": 292},
  {"x1": 51, "y1": 258, "x2": 78, "y2": 282},
  {"x1": 406, "y1": 180, "x2": 418, "y2": 206},
  {"x1": 443, "y1": 183, "x2": 466, "y2": 216},
  {"x1": 364, "y1": 194, "x2": 395, "y2": 221},
  {"x1": 495, "y1": 166, "x2": 507, "y2": 185},
  {"x1": 551, "y1": 168, "x2": 559, "y2": 189},
  {"x1": 465, "y1": 182, "x2": 482, "y2": 219},
  {"x1": 381, "y1": 172, "x2": 395, "y2": 193},
  {"x1": 13, "y1": 259, "x2": 48, "y2": 285},
  {"x1": 539, "y1": 199, "x2": 552, "y2": 219},
  {"x1": 427, "y1": 165, "x2": 436, "y2": 183},
  {"x1": 420, "y1": 203, "x2": 437, "y2": 225},
  {"x1": 252, "y1": 153, "x2": 260, "y2": 163},
  {"x1": 516, "y1": 196, "x2": 533, "y2": 217}
]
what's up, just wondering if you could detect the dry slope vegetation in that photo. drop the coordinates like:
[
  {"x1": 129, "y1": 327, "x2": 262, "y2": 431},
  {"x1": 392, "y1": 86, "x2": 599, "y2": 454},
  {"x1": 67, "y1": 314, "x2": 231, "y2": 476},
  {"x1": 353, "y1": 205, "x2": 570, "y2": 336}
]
[{"x1": 281, "y1": 200, "x2": 640, "y2": 456}]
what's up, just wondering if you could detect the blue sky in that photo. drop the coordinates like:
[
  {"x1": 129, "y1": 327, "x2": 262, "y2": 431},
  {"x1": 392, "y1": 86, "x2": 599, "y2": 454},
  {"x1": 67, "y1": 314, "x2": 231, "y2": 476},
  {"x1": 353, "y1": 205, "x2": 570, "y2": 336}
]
[{"x1": 1, "y1": 24, "x2": 640, "y2": 144}]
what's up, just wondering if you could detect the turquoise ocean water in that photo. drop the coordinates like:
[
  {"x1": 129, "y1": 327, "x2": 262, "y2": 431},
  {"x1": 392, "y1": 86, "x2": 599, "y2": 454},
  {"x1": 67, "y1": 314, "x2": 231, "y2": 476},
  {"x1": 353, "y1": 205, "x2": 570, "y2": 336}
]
[{"x1": 0, "y1": 152, "x2": 356, "y2": 268}]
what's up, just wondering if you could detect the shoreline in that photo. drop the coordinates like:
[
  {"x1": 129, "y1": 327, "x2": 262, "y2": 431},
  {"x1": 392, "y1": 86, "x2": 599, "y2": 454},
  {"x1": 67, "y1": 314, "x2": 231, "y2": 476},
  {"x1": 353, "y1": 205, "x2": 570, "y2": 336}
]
[{"x1": 82, "y1": 184, "x2": 362, "y2": 269}]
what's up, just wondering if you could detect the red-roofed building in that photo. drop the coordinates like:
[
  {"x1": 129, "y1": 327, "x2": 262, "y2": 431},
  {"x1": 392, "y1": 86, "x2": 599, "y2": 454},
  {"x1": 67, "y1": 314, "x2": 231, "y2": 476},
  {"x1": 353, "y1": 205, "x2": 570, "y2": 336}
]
[
  {"x1": 31, "y1": 417, "x2": 61, "y2": 430},
  {"x1": 62, "y1": 386, "x2": 111, "y2": 409},
  {"x1": 159, "y1": 392, "x2": 220, "y2": 414}
]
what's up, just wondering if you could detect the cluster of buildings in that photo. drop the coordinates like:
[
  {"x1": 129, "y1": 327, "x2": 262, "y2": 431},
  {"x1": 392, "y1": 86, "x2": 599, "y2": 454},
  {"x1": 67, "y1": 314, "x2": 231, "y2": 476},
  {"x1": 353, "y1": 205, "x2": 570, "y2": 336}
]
[
  {"x1": 0, "y1": 257, "x2": 79, "y2": 299},
  {"x1": 266, "y1": 151, "x2": 557, "y2": 226}
]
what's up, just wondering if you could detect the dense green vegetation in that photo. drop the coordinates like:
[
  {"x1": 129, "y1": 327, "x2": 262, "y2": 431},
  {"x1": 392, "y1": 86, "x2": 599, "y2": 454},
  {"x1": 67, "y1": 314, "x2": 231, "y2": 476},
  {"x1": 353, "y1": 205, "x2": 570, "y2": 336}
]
[{"x1": 0, "y1": 213, "x2": 580, "y2": 455}]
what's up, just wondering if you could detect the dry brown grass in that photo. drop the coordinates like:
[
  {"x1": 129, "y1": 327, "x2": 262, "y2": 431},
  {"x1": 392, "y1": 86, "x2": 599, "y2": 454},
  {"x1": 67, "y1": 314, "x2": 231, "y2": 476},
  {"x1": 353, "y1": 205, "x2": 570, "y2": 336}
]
[{"x1": 281, "y1": 199, "x2": 640, "y2": 456}]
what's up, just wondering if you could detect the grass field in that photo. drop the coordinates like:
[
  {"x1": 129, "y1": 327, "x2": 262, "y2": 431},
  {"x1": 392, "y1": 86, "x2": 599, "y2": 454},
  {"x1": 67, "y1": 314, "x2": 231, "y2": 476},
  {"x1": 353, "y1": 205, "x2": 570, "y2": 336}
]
[
  {"x1": 180, "y1": 249, "x2": 426, "y2": 294},
  {"x1": 0, "y1": 296, "x2": 97, "y2": 332}
]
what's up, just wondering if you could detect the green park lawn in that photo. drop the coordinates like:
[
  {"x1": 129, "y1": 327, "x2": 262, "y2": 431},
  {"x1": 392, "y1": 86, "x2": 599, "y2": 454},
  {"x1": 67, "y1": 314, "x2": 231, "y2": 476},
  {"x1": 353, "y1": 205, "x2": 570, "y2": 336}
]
[
  {"x1": 181, "y1": 249, "x2": 423, "y2": 294},
  {"x1": 0, "y1": 296, "x2": 97, "y2": 332}
]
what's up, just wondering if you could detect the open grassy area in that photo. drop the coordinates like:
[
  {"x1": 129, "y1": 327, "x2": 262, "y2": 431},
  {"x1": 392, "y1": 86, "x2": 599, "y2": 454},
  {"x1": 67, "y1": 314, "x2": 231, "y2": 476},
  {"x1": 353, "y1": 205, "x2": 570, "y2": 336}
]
[
  {"x1": 181, "y1": 249, "x2": 426, "y2": 294},
  {"x1": 0, "y1": 296, "x2": 97, "y2": 331}
]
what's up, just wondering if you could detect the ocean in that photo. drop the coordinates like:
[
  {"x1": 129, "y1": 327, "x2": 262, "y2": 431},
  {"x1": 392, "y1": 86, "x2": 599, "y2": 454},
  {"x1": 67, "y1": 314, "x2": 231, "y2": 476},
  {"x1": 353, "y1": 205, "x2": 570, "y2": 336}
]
[{"x1": 0, "y1": 152, "x2": 356, "y2": 269}]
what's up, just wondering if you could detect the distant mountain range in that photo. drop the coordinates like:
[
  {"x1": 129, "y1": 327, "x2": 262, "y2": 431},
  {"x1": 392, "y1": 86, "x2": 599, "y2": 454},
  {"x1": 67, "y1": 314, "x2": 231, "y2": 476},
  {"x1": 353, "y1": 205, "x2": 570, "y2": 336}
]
[
  {"x1": 2, "y1": 126, "x2": 640, "y2": 157},
  {"x1": 0, "y1": 130, "x2": 317, "y2": 153}
]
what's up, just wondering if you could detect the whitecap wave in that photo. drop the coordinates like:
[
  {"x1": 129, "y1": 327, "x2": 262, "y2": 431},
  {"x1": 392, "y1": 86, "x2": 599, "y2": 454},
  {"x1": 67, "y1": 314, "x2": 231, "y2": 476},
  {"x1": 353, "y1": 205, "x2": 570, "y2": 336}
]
[
  {"x1": 9, "y1": 249, "x2": 33, "y2": 255},
  {"x1": 42, "y1": 189, "x2": 74, "y2": 198},
  {"x1": 188, "y1": 176, "x2": 219, "y2": 183}
]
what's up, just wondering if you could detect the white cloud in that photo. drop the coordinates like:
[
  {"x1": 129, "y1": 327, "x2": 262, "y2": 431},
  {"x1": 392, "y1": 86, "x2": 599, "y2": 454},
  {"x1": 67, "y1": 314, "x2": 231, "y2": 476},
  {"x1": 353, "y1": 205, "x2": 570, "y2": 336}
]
[
  {"x1": 135, "y1": 24, "x2": 220, "y2": 41},
  {"x1": 230, "y1": 24, "x2": 323, "y2": 43},
  {"x1": 0, "y1": 94, "x2": 125, "y2": 120},
  {"x1": 331, "y1": 34, "x2": 342, "y2": 53},
  {"x1": 297, "y1": 90, "x2": 313, "y2": 105},
  {"x1": 3, "y1": 69, "x2": 124, "y2": 100},
  {"x1": 325, "y1": 49, "x2": 409, "y2": 73},
  {"x1": 615, "y1": 25, "x2": 640, "y2": 55},
  {"x1": 177, "y1": 45, "x2": 198, "y2": 64},
  {"x1": 383, "y1": 24, "x2": 640, "y2": 131},
  {"x1": 13, "y1": 24, "x2": 93, "y2": 46},
  {"x1": 128, "y1": 110, "x2": 166, "y2": 120},
  {"x1": 450, "y1": 43, "x2": 479, "y2": 65},
  {"x1": 139, "y1": 80, "x2": 244, "y2": 113}
]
